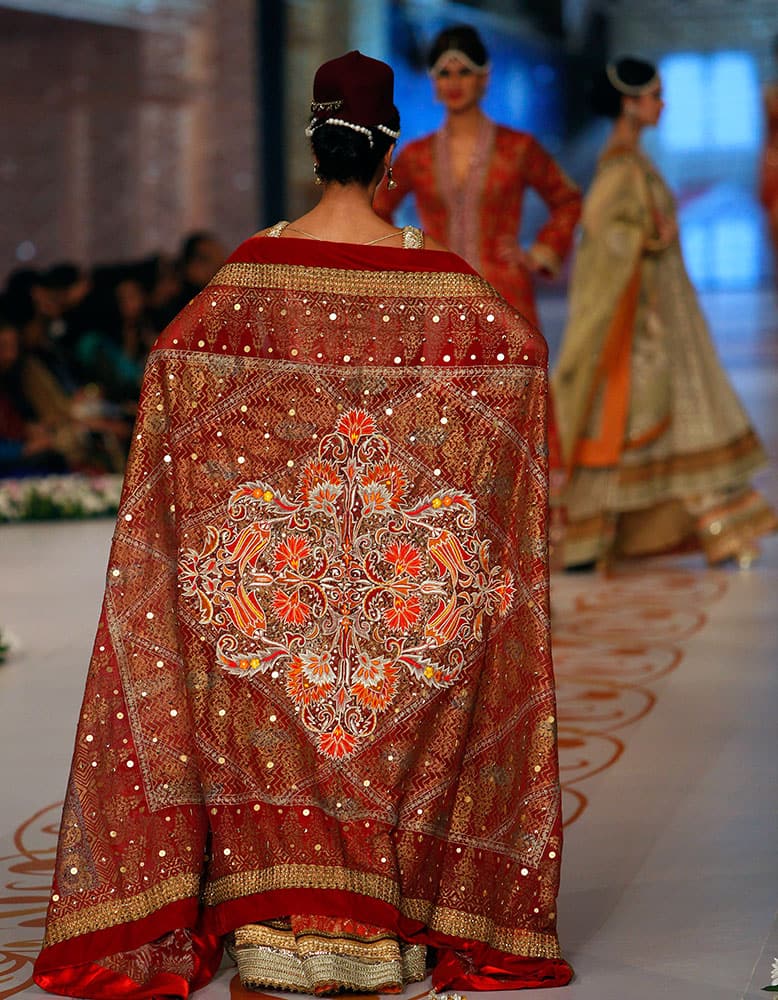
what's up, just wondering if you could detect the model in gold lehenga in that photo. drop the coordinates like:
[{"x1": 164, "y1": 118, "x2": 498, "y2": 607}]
[{"x1": 553, "y1": 56, "x2": 777, "y2": 570}]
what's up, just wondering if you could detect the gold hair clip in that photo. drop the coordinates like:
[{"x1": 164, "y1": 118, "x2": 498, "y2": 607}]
[{"x1": 311, "y1": 99, "x2": 344, "y2": 112}]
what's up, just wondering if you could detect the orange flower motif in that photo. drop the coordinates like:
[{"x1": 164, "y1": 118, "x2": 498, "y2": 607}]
[
  {"x1": 299, "y1": 649, "x2": 335, "y2": 685},
  {"x1": 384, "y1": 541, "x2": 422, "y2": 578},
  {"x1": 318, "y1": 724, "x2": 357, "y2": 758},
  {"x1": 222, "y1": 582, "x2": 267, "y2": 637},
  {"x1": 360, "y1": 486, "x2": 391, "y2": 515},
  {"x1": 287, "y1": 655, "x2": 331, "y2": 706},
  {"x1": 272, "y1": 589, "x2": 311, "y2": 626},
  {"x1": 300, "y1": 461, "x2": 342, "y2": 507},
  {"x1": 353, "y1": 661, "x2": 397, "y2": 711},
  {"x1": 222, "y1": 521, "x2": 271, "y2": 572},
  {"x1": 273, "y1": 535, "x2": 311, "y2": 573},
  {"x1": 354, "y1": 652, "x2": 389, "y2": 685},
  {"x1": 337, "y1": 408, "x2": 375, "y2": 444},
  {"x1": 360, "y1": 462, "x2": 406, "y2": 508},
  {"x1": 495, "y1": 569, "x2": 515, "y2": 616},
  {"x1": 384, "y1": 594, "x2": 422, "y2": 632}
]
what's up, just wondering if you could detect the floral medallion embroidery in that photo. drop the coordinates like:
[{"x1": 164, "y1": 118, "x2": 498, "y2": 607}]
[{"x1": 180, "y1": 410, "x2": 514, "y2": 757}]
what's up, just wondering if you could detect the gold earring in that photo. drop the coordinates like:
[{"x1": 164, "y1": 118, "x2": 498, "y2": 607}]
[
  {"x1": 313, "y1": 163, "x2": 323, "y2": 185},
  {"x1": 387, "y1": 165, "x2": 398, "y2": 191}
]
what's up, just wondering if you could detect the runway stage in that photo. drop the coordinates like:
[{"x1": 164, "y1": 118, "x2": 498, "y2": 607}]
[{"x1": 1, "y1": 288, "x2": 776, "y2": 1000}]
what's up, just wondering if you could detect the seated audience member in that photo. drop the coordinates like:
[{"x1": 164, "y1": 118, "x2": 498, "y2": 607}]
[
  {"x1": 0, "y1": 307, "x2": 69, "y2": 477},
  {"x1": 158, "y1": 231, "x2": 226, "y2": 325},
  {"x1": 73, "y1": 268, "x2": 156, "y2": 411},
  {"x1": 136, "y1": 253, "x2": 181, "y2": 323},
  {"x1": 4, "y1": 267, "x2": 81, "y2": 395}
]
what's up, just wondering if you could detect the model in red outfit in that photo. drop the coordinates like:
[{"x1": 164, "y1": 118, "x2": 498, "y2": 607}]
[
  {"x1": 375, "y1": 26, "x2": 579, "y2": 513},
  {"x1": 374, "y1": 25, "x2": 581, "y2": 330},
  {"x1": 760, "y1": 38, "x2": 778, "y2": 269}
]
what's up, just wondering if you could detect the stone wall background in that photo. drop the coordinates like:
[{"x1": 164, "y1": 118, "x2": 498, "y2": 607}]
[
  {"x1": 1, "y1": 0, "x2": 776, "y2": 277},
  {"x1": 0, "y1": 0, "x2": 259, "y2": 275}
]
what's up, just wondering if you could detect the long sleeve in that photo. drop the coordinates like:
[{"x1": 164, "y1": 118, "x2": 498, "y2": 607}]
[
  {"x1": 552, "y1": 153, "x2": 650, "y2": 463},
  {"x1": 522, "y1": 137, "x2": 582, "y2": 276}
]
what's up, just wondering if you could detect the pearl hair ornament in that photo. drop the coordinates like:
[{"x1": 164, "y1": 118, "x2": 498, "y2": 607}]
[{"x1": 305, "y1": 119, "x2": 400, "y2": 148}]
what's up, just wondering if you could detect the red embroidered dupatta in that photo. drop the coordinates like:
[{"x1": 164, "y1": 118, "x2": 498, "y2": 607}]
[{"x1": 34, "y1": 236, "x2": 572, "y2": 997}]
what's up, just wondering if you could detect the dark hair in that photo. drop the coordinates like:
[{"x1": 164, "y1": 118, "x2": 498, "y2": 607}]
[
  {"x1": 40, "y1": 262, "x2": 83, "y2": 290},
  {"x1": 427, "y1": 24, "x2": 489, "y2": 70},
  {"x1": 591, "y1": 57, "x2": 657, "y2": 118},
  {"x1": 2, "y1": 269, "x2": 38, "y2": 327},
  {"x1": 0, "y1": 295, "x2": 20, "y2": 332},
  {"x1": 310, "y1": 107, "x2": 400, "y2": 186},
  {"x1": 179, "y1": 231, "x2": 219, "y2": 266}
]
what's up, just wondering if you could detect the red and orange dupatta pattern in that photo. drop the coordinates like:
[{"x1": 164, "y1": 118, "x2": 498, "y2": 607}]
[{"x1": 34, "y1": 236, "x2": 572, "y2": 997}]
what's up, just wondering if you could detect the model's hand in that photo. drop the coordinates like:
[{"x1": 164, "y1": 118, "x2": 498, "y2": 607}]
[
  {"x1": 495, "y1": 236, "x2": 539, "y2": 271},
  {"x1": 23, "y1": 423, "x2": 56, "y2": 456}
]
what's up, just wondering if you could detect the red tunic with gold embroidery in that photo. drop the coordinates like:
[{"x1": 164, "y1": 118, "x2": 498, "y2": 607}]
[
  {"x1": 374, "y1": 119, "x2": 581, "y2": 328},
  {"x1": 34, "y1": 235, "x2": 571, "y2": 998},
  {"x1": 760, "y1": 83, "x2": 778, "y2": 243}
]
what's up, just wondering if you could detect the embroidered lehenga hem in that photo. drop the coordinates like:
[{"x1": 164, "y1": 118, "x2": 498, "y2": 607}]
[
  {"x1": 34, "y1": 235, "x2": 572, "y2": 997},
  {"x1": 230, "y1": 918, "x2": 427, "y2": 995}
]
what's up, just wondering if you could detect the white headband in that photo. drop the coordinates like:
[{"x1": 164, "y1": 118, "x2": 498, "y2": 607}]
[
  {"x1": 428, "y1": 49, "x2": 491, "y2": 78},
  {"x1": 606, "y1": 62, "x2": 659, "y2": 97}
]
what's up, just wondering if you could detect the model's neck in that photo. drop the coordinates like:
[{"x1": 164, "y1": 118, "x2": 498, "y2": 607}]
[
  {"x1": 610, "y1": 114, "x2": 643, "y2": 149},
  {"x1": 444, "y1": 105, "x2": 486, "y2": 137},
  {"x1": 315, "y1": 181, "x2": 377, "y2": 216}
]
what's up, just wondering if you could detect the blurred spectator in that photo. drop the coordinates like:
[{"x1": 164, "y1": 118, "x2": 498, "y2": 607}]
[
  {"x1": 0, "y1": 232, "x2": 225, "y2": 479},
  {"x1": 74, "y1": 269, "x2": 157, "y2": 408},
  {"x1": 158, "y1": 231, "x2": 226, "y2": 325},
  {"x1": 4, "y1": 266, "x2": 82, "y2": 394},
  {"x1": 136, "y1": 253, "x2": 182, "y2": 323},
  {"x1": 0, "y1": 306, "x2": 69, "y2": 477},
  {"x1": 43, "y1": 262, "x2": 92, "y2": 336}
]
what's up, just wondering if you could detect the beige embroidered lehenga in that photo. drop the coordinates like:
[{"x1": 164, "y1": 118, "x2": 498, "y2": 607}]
[{"x1": 553, "y1": 145, "x2": 776, "y2": 567}]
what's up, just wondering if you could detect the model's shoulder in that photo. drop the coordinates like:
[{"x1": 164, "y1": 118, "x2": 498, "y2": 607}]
[
  {"x1": 250, "y1": 222, "x2": 288, "y2": 239},
  {"x1": 599, "y1": 144, "x2": 641, "y2": 166},
  {"x1": 495, "y1": 124, "x2": 533, "y2": 146},
  {"x1": 404, "y1": 132, "x2": 434, "y2": 152},
  {"x1": 597, "y1": 146, "x2": 647, "y2": 181}
]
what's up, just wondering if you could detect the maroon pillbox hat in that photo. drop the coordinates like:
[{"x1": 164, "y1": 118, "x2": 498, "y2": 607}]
[{"x1": 311, "y1": 50, "x2": 396, "y2": 128}]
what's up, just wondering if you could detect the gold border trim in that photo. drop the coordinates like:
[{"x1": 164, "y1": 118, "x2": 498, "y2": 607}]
[
  {"x1": 618, "y1": 429, "x2": 765, "y2": 486},
  {"x1": 207, "y1": 866, "x2": 561, "y2": 959},
  {"x1": 43, "y1": 866, "x2": 561, "y2": 961},
  {"x1": 210, "y1": 262, "x2": 497, "y2": 299},
  {"x1": 203, "y1": 863, "x2": 399, "y2": 908},
  {"x1": 43, "y1": 873, "x2": 200, "y2": 948}
]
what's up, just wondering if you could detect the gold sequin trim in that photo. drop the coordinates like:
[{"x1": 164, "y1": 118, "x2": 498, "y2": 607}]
[
  {"x1": 234, "y1": 943, "x2": 426, "y2": 995},
  {"x1": 43, "y1": 873, "x2": 200, "y2": 948},
  {"x1": 203, "y1": 863, "x2": 399, "y2": 908},
  {"x1": 210, "y1": 262, "x2": 497, "y2": 300},
  {"x1": 234, "y1": 923, "x2": 405, "y2": 962},
  {"x1": 204, "y1": 865, "x2": 561, "y2": 959}
]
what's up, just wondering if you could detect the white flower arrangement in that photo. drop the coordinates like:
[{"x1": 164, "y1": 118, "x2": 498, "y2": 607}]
[
  {"x1": 765, "y1": 956, "x2": 778, "y2": 991},
  {"x1": 0, "y1": 626, "x2": 21, "y2": 665},
  {"x1": 0, "y1": 473, "x2": 123, "y2": 523}
]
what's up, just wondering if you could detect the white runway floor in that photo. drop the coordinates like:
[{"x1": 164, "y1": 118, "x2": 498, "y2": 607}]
[{"x1": 1, "y1": 288, "x2": 777, "y2": 1000}]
